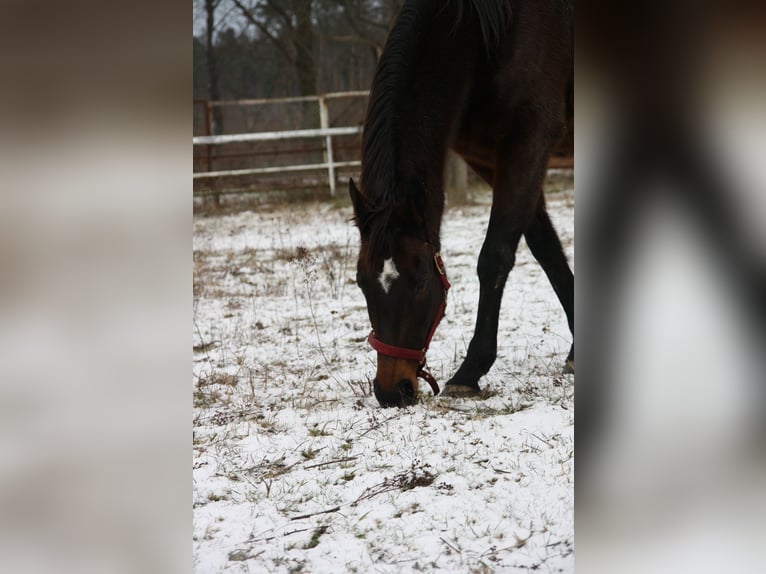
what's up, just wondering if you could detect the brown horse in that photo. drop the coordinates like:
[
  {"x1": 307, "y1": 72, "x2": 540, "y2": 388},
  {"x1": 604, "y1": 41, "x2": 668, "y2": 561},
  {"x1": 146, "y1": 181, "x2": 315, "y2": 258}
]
[{"x1": 349, "y1": 0, "x2": 574, "y2": 407}]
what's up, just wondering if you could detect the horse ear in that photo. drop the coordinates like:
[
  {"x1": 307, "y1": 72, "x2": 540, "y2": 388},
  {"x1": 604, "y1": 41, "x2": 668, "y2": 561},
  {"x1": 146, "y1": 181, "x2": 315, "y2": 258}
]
[{"x1": 348, "y1": 177, "x2": 368, "y2": 225}]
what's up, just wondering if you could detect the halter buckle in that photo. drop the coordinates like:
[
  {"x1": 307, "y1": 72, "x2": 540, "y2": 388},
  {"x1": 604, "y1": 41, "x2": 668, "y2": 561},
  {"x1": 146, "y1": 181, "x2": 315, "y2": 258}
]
[{"x1": 434, "y1": 252, "x2": 446, "y2": 276}]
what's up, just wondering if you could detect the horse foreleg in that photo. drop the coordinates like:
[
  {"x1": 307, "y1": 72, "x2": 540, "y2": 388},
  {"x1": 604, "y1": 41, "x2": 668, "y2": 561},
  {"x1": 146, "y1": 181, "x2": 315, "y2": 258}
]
[
  {"x1": 443, "y1": 213, "x2": 524, "y2": 395},
  {"x1": 444, "y1": 133, "x2": 550, "y2": 395},
  {"x1": 524, "y1": 198, "x2": 575, "y2": 372}
]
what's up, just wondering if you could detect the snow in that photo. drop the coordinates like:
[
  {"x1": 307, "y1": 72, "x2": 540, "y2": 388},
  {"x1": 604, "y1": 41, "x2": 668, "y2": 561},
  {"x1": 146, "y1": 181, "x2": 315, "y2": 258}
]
[{"x1": 193, "y1": 190, "x2": 574, "y2": 573}]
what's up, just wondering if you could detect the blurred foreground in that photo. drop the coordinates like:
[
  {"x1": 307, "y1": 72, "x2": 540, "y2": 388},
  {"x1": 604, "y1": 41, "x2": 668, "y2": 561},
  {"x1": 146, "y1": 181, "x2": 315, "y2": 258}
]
[{"x1": 576, "y1": 1, "x2": 766, "y2": 572}]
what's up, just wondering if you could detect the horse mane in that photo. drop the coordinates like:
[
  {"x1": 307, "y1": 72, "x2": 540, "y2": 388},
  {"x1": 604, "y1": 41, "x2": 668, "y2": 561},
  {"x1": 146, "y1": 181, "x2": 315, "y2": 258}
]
[
  {"x1": 454, "y1": 0, "x2": 513, "y2": 56},
  {"x1": 358, "y1": 0, "x2": 512, "y2": 256}
]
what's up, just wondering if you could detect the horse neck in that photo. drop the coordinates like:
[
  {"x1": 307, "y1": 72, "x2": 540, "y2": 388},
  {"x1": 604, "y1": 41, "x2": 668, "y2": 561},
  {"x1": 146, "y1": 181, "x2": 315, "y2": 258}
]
[{"x1": 361, "y1": 1, "x2": 479, "y2": 246}]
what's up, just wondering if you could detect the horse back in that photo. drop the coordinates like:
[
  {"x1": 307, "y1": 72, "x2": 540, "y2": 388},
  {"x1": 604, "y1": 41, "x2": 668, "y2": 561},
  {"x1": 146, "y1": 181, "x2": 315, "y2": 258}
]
[{"x1": 454, "y1": 0, "x2": 573, "y2": 163}]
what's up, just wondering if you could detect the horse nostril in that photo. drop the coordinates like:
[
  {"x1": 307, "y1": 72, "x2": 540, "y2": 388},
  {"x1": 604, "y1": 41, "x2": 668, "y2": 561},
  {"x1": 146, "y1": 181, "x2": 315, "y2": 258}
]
[
  {"x1": 373, "y1": 378, "x2": 415, "y2": 407},
  {"x1": 398, "y1": 378, "x2": 414, "y2": 399},
  {"x1": 373, "y1": 378, "x2": 393, "y2": 408}
]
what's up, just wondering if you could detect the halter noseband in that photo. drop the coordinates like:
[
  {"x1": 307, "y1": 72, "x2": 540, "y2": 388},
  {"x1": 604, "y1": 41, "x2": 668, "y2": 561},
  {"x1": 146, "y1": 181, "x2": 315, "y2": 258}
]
[{"x1": 367, "y1": 251, "x2": 451, "y2": 395}]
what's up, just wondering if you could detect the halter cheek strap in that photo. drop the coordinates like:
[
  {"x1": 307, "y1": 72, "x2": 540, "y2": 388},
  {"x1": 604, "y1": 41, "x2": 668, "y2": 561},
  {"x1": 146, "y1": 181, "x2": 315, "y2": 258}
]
[{"x1": 367, "y1": 252, "x2": 451, "y2": 395}]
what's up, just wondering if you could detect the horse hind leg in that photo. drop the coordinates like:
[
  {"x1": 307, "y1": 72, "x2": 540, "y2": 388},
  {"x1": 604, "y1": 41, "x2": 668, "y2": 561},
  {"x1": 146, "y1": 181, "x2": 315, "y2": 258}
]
[{"x1": 524, "y1": 198, "x2": 575, "y2": 373}]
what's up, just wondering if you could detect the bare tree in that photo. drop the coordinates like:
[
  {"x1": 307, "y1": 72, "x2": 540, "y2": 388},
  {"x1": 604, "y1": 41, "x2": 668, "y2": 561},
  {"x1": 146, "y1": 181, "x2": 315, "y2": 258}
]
[
  {"x1": 326, "y1": 0, "x2": 388, "y2": 60},
  {"x1": 203, "y1": 0, "x2": 225, "y2": 134},
  {"x1": 230, "y1": 0, "x2": 319, "y2": 127}
]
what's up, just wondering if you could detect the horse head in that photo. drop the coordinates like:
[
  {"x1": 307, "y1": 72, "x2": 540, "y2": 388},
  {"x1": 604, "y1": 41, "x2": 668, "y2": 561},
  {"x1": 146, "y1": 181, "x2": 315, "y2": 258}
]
[{"x1": 349, "y1": 178, "x2": 449, "y2": 407}]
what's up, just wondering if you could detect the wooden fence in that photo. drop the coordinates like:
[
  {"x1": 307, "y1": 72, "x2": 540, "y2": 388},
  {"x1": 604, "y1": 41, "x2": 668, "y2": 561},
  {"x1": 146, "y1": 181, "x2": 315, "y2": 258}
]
[
  {"x1": 193, "y1": 91, "x2": 367, "y2": 198},
  {"x1": 193, "y1": 90, "x2": 573, "y2": 200}
]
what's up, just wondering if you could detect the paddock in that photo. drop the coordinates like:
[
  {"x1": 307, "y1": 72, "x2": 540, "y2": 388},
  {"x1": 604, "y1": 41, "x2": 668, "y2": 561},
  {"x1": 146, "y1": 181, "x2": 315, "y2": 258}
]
[{"x1": 193, "y1": 181, "x2": 574, "y2": 572}]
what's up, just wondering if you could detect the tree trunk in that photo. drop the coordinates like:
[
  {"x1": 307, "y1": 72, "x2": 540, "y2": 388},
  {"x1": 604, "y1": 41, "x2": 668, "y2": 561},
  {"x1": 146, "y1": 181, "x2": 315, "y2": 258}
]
[
  {"x1": 294, "y1": 0, "x2": 318, "y2": 128},
  {"x1": 205, "y1": 0, "x2": 224, "y2": 135},
  {"x1": 204, "y1": 0, "x2": 224, "y2": 208}
]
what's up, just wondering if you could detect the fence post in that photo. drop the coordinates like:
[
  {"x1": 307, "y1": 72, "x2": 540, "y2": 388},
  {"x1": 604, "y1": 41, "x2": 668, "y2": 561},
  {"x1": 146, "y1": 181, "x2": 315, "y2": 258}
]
[
  {"x1": 203, "y1": 100, "x2": 213, "y2": 173},
  {"x1": 318, "y1": 96, "x2": 336, "y2": 196}
]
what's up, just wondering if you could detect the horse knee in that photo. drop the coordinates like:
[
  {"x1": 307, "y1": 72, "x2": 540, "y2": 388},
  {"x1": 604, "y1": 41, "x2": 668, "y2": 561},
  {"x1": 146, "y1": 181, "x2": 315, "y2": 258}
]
[{"x1": 477, "y1": 242, "x2": 515, "y2": 285}]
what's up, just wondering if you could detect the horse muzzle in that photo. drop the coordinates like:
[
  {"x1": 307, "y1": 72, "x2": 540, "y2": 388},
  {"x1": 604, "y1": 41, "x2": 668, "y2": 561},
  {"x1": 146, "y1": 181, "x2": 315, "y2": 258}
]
[{"x1": 373, "y1": 356, "x2": 420, "y2": 407}]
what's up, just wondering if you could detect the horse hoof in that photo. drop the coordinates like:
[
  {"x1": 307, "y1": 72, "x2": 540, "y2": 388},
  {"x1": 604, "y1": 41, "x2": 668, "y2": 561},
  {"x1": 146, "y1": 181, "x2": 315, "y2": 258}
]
[
  {"x1": 440, "y1": 384, "x2": 482, "y2": 397},
  {"x1": 563, "y1": 359, "x2": 574, "y2": 374}
]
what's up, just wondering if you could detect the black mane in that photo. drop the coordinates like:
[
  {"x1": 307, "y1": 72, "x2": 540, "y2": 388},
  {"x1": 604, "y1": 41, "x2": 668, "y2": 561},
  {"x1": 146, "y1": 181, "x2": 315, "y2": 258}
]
[{"x1": 358, "y1": 0, "x2": 513, "y2": 254}]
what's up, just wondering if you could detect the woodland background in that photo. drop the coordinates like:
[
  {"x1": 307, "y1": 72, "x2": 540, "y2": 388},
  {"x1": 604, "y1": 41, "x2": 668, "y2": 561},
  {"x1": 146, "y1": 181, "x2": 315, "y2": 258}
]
[{"x1": 193, "y1": 0, "x2": 406, "y2": 132}]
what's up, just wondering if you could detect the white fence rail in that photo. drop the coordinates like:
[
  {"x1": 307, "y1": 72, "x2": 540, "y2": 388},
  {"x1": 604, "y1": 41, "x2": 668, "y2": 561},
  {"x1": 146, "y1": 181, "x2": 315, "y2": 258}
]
[
  {"x1": 193, "y1": 126, "x2": 360, "y2": 146},
  {"x1": 193, "y1": 92, "x2": 368, "y2": 196}
]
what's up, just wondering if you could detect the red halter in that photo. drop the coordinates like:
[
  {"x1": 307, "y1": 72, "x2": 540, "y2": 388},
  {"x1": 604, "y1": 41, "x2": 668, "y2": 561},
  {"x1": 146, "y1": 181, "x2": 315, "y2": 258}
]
[{"x1": 367, "y1": 251, "x2": 451, "y2": 395}]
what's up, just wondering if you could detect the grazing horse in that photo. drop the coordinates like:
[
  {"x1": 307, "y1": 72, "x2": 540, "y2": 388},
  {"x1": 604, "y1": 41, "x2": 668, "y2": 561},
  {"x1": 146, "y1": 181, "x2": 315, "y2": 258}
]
[{"x1": 349, "y1": 0, "x2": 574, "y2": 407}]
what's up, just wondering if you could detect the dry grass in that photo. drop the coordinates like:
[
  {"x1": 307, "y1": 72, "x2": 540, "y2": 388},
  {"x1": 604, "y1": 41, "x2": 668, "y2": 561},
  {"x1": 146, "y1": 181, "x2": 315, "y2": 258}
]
[{"x1": 192, "y1": 186, "x2": 574, "y2": 572}]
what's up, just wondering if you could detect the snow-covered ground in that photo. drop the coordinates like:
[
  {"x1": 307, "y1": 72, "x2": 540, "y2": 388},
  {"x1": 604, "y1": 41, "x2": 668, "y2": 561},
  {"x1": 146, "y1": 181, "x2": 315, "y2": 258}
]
[{"x1": 193, "y1": 187, "x2": 574, "y2": 573}]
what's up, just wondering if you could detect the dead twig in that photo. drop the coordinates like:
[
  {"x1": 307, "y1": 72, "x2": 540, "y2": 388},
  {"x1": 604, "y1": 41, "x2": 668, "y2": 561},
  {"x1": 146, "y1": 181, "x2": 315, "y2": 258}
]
[
  {"x1": 529, "y1": 432, "x2": 554, "y2": 448},
  {"x1": 303, "y1": 456, "x2": 358, "y2": 470},
  {"x1": 440, "y1": 536, "x2": 461, "y2": 553},
  {"x1": 290, "y1": 506, "x2": 342, "y2": 521},
  {"x1": 249, "y1": 527, "x2": 312, "y2": 544}
]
